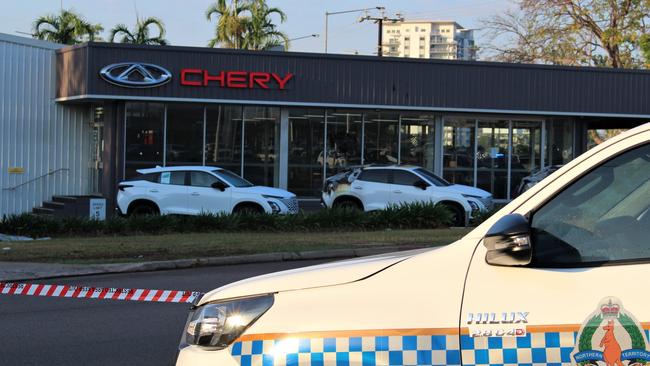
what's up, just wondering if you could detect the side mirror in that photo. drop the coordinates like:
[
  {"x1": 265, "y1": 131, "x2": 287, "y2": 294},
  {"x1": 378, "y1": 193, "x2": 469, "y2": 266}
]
[
  {"x1": 413, "y1": 180, "x2": 429, "y2": 190},
  {"x1": 484, "y1": 213, "x2": 532, "y2": 266},
  {"x1": 211, "y1": 181, "x2": 228, "y2": 192}
]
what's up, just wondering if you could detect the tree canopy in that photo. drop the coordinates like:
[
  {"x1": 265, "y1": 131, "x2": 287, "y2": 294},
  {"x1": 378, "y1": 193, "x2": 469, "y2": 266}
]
[
  {"x1": 482, "y1": 0, "x2": 650, "y2": 68},
  {"x1": 206, "y1": 0, "x2": 289, "y2": 50},
  {"x1": 109, "y1": 16, "x2": 168, "y2": 45},
  {"x1": 32, "y1": 9, "x2": 103, "y2": 45}
]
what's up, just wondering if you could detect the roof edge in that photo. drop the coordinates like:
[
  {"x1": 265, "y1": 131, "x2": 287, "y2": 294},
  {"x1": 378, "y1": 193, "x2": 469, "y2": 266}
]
[{"x1": 0, "y1": 32, "x2": 63, "y2": 50}]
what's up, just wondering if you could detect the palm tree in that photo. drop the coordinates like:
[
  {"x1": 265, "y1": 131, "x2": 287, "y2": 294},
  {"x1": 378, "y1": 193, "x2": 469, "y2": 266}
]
[
  {"x1": 245, "y1": 0, "x2": 289, "y2": 50},
  {"x1": 109, "y1": 17, "x2": 168, "y2": 45},
  {"x1": 32, "y1": 9, "x2": 103, "y2": 45},
  {"x1": 205, "y1": 0, "x2": 251, "y2": 48}
]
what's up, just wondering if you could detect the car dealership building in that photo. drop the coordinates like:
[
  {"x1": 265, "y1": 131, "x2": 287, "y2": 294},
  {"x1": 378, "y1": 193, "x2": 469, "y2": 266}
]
[{"x1": 2, "y1": 32, "x2": 650, "y2": 216}]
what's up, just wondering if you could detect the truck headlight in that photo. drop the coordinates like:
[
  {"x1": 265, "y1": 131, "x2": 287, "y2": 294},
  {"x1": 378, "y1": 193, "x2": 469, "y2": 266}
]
[{"x1": 180, "y1": 294, "x2": 274, "y2": 351}]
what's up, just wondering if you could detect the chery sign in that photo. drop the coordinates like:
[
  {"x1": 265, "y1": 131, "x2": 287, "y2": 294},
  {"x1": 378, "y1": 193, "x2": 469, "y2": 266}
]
[
  {"x1": 180, "y1": 69, "x2": 294, "y2": 90},
  {"x1": 99, "y1": 62, "x2": 294, "y2": 90}
]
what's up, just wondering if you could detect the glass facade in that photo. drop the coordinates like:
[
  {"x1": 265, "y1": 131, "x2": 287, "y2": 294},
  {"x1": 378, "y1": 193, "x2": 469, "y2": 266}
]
[
  {"x1": 443, "y1": 117, "x2": 546, "y2": 200},
  {"x1": 242, "y1": 106, "x2": 280, "y2": 187},
  {"x1": 124, "y1": 102, "x2": 575, "y2": 200},
  {"x1": 288, "y1": 109, "x2": 324, "y2": 196},
  {"x1": 124, "y1": 103, "x2": 164, "y2": 178},
  {"x1": 443, "y1": 118, "x2": 475, "y2": 187},
  {"x1": 165, "y1": 104, "x2": 204, "y2": 165},
  {"x1": 399, "y1": 113, "x2": 435, "y2": 169},
  {"x1": 205, "y1": 105, "x2": 242, "y2": 174}
]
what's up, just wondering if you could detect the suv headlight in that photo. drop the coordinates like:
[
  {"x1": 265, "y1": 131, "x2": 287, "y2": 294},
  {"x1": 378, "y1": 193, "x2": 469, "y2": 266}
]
[{"x1": 180, "y1": 294, "x2": 274, "y2": 351}]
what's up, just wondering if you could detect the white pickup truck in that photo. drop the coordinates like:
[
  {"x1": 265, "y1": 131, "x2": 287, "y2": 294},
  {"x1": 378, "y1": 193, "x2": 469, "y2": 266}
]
[{"x1": 176, "y1": 123, "x2": 650, "y2": 366}]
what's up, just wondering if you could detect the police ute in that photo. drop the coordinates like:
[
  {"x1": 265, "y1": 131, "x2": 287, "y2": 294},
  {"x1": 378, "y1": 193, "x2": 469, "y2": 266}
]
[{"x1": 176, "y1": 123, "x2": 650, "y2": 366}]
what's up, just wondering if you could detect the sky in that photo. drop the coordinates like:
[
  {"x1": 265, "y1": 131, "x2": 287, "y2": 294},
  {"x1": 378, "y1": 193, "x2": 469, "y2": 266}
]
[{"x1": 2, "y1": 0, "x2": 514, "y2": 55}]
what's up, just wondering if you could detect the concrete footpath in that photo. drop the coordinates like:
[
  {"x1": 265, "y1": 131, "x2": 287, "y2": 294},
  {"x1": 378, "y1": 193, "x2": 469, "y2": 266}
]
[{"x1": 0, "y1": 245, "x2": 424, "y2": 281}]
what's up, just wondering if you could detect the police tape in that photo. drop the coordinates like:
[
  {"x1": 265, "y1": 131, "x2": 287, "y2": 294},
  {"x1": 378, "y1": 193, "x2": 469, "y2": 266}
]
[{"x1": 0, "y1": 282, "x2": 203, "y2": 304}]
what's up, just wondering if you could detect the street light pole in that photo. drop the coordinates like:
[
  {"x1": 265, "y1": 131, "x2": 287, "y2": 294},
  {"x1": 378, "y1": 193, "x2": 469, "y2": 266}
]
[{"x1": 324, "y1": 6, "x2": 384, "y2": 53}]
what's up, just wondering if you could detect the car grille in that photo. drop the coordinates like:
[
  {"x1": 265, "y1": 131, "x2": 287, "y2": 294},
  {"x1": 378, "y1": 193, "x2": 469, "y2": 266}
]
[{"x1": 280, "y1": 198, "x2": 300, "y2": 213}]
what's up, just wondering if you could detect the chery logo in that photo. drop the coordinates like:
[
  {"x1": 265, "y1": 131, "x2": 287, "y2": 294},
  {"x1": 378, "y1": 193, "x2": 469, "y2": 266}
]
[
  {"x1": 99, "y1": 62, "x2": 172, "y2": 88},
  {"x1": 180, "y1": 69, "x2": 293, "y2": 90}
]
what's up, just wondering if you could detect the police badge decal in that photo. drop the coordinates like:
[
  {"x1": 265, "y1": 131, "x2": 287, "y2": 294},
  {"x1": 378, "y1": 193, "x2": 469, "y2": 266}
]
[{"x1": 572, "y1": 297, "x2": 650, "y2": 366}]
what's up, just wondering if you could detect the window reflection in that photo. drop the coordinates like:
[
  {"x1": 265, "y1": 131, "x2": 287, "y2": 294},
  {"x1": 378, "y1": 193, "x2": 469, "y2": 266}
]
[
  {"x1": 400, "y1": 114, "x2": 435, "y2": 169},
  {"x1": 243, "y1": 106, "x2": 280, "y2": 187},
  {"x1": 364, "y1": 111, "x2": 399, "y2": 165},
  {"x1": 124, "y1": 102, "x2": 164, "y2": 178},
  {"x1": 511, "y1": 121, "x2": 542, "y2": 197},
  {"x1": 443, "y1": 118, "x2": 475, "y2": 186},
  {"x1": 206, "y1": 105, "x2": 242, "y2": 174},
  {"x1": 325, "y1": 110, "x2": 362, "y2": 175},
  {"x1": 166, "y1": 104, "x2": 205, "y2": 165},
  {"x1": 288, "y1": 109, "x2": 324, "y2": 196},
  {"x1": 476, "y1": 120, "x2": 509, "y2": 199}
]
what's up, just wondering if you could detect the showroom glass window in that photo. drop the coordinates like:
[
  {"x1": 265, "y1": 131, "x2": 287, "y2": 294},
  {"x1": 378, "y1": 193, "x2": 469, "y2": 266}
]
[
  {"x1": 325, "y1": 110, "x2": 362, "y2": 176},
  {"x1": 443, "y1": 118, "x2": 475, "y2": 186},
  {"x1": 288, "y1": 108, "x2": 325, "y2": 196},
  {"x1": 546, "y1": 119, "x2": 574, "y2": 166},
  {"x1": 400, "y1": 113, "x2": 435, "y2": 169},
  {"x1": 165, "y1": 104, "x2": 205, "y2": 166},
  {"x1": 531, "y1": 143, "x2": 650, "y2": 266},
  {"x1": 363, "y1": 111, "x2": 399, "y2": 165},
  {"x1": 511, "y1": 120, "x2": 542, "y2": 197},
  {"x1": 476, "y1": 119, "x2": 509, "y2": 199},
  {"x1": 206, "y1": 105, "x2": 243, "y2": 175},
  {"x1": 124, "y1": 102, "x2": 164, "y2": 178},
  {"x1": 243, "y1": 106, "x2": 280, "y2": 187}
]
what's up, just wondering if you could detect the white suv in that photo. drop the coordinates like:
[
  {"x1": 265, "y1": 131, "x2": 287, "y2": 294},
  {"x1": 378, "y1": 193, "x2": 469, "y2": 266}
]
[
  {"x1": 117, "y1": 166, "x2": 298, "y2": 216},
  {"x1": 321, "y1": 165, "x2": 492, "y2": 226}
]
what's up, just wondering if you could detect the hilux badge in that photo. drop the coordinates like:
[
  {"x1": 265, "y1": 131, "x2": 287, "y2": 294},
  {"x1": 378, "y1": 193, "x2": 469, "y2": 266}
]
[{"x1": 466, "y1": 312, "x2": 528, "y2": 338}]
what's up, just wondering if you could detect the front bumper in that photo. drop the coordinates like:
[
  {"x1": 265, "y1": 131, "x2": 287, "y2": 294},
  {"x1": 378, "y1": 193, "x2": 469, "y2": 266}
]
[{"x1": 176, "y1": 346, "x2": 237, "y2": 366}]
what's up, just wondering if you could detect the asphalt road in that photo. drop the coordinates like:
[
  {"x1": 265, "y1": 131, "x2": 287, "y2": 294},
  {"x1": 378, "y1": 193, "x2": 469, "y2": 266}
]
[{"x1": 0, "y1": 260, "x2": 328, "y2": 366}]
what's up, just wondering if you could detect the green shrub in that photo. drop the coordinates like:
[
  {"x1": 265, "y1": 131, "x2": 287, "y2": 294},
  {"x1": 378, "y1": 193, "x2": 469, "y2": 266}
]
[{"x1": 0, "y1": 202, "x2": 454, "y2": 238}]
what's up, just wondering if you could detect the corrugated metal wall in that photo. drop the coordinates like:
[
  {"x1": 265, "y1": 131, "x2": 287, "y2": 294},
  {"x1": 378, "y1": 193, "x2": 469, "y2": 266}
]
[{"x1": 0, "y1": 34, "x2": 91, "y2": 217}]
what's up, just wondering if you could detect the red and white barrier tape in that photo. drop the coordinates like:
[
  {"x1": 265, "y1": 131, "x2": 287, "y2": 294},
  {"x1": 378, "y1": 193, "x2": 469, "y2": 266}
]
[{"x1": 0, "y1": 282, "x2": 202, "y2": 304}]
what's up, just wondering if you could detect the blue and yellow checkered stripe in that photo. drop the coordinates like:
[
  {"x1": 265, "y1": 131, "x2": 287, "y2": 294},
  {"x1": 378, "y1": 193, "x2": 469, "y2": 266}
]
[
  {"x1": 231, "y1": 329, "x2": 650, "y2": 366},
  {"x1": 231, "y1": 334, "x2": 460, "y2": 366}
]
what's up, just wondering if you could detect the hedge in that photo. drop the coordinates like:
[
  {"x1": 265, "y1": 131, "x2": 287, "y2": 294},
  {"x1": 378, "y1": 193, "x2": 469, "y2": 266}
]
[{"x1": 0, "y1": 202, "x2": 454, "y2": 238}]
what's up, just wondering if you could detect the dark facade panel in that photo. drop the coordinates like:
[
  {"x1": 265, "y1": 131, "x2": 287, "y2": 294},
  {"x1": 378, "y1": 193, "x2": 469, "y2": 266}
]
[
  {"x1": 57, "y1": 42, "x2": 650, "y2": 116},
  {"x1": 56, "y1": 46, "x2": 88, "y2": 99}
]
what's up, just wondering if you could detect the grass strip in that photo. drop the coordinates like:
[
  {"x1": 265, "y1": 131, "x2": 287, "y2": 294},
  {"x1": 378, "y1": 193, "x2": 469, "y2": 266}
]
[{"x1": 0, "y1": 228, "x2": 471, "y2": 264}]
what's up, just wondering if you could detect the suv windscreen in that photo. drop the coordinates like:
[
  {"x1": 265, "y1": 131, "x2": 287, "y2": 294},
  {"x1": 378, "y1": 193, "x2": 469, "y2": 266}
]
[
  {"x1": 213, "y1": 169, "x2": 253, "y2": 187},
  {"x1": 414, "y1": 168, "x2": 451, "y2": 187},
  {"x1": 530, "y1": 143, "x2": 650, "y2": 266},
  {"x1": 357, "y1": 169, "x2": 390, "y2": 183}
]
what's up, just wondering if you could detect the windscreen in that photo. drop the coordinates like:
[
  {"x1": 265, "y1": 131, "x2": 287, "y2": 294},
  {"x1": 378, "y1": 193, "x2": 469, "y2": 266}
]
[
  {"x1": 213, "y1": 169, "x2": 254, "y2": 188},
  {"x1": 414, "y1": 168, "x2": 452, "y2": 187}
]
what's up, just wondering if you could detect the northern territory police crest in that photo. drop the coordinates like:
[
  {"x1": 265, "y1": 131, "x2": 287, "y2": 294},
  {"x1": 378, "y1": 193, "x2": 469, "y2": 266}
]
[{"x1": 572, "y1": 297, "x2": 650, "y2": 366}]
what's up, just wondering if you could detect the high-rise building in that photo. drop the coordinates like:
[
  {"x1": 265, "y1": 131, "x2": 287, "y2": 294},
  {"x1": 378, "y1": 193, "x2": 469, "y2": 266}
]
[{"x1": 382, "y1": 20, "x2": 476, "y2": 60}]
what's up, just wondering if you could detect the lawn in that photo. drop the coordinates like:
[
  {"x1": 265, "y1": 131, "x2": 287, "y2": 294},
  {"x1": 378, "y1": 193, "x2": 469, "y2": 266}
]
[{"x1": 0, "y1": 229, "x2": 471, "y2": 264}]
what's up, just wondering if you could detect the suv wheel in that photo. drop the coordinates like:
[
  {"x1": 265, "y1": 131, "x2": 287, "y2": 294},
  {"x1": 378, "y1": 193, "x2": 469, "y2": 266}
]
[
  {"x1": 233, "y1": 204, "x2": 264, "y2": 215},
  {"x1": 442, "y1": 203, "x2": 465, "y2": 227},
  {"x1": 334, "y1": 198, "x2": 362, "y2": 211},
  {"x1": 128, "y1": 202, "x2": 159, "y2": 216}
]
